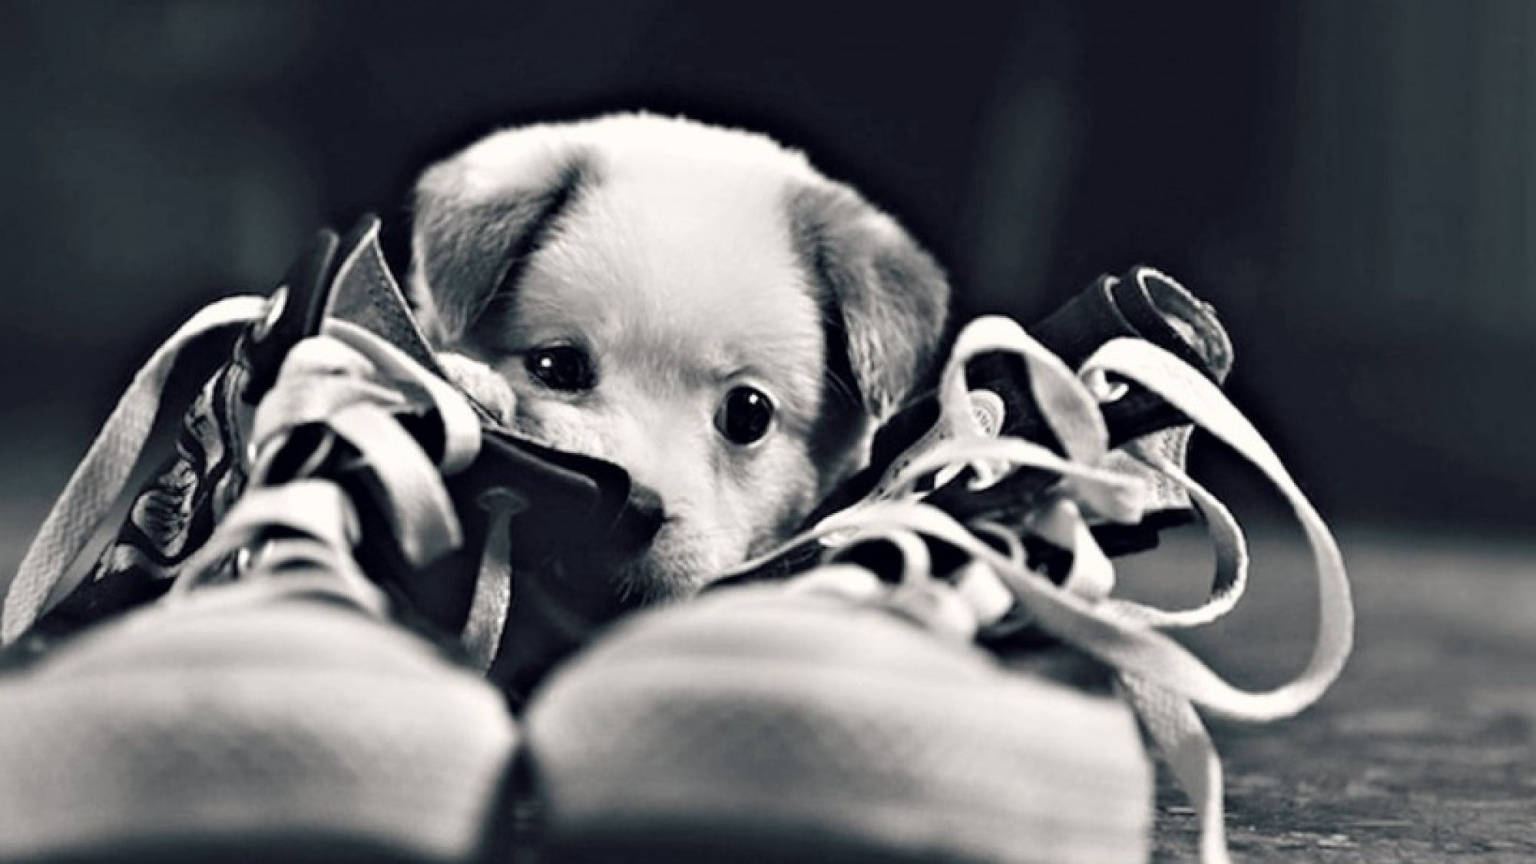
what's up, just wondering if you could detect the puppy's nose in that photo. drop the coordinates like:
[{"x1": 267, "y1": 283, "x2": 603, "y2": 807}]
[{"x1": 609, "y1": 483, "x2": 666, "y2": 556}]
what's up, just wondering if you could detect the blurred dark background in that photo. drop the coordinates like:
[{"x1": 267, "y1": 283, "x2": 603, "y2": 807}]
[{"x1": 2, "y1": 0, "x2": 1531, "y2": 575}]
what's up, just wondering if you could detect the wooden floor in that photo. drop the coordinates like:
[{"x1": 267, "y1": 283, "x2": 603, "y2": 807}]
[{"x1": 1139, "y1": 528, "x2": 1536, "y2": 862}]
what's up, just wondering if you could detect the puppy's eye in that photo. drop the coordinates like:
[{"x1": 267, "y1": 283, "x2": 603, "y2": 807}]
[
  {"x1": 525, "y1": 345, "x2": 596, "y2": 392},
  {"x1": 715, "y1": 386, "x2": 775, "y2": 446}
]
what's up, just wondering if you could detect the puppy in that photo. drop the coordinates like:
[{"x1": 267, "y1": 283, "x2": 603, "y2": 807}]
[{"x1": 408, "y1": 113, "x2": 948, "y2": 601}]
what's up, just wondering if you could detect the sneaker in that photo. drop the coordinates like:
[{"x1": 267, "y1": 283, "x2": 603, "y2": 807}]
[
  {"x1": 2, "y1": 216, "x2": 651, "y2": 702},
  {"x1": 0, "y1": 217, "x2": 663, "y2": 861},
  {"x1": 521, "y1": 300, "x2": 1354, "y2": 863},
  {"x1": 720, "y1": 265, "x2": 1233, "y2": 588},
  {"x1": 0, "y1": 327, "x2": 519, "y2": 863},
  {"x1": 0, "y1": 498, "x2": 518, "y2": 864}
]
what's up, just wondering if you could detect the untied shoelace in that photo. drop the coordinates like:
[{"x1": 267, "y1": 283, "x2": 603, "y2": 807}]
[
  {"x1": 1, "y1": 294, "x2": 518, "y2": 671},
  {"x1": 735, "y1": 314, "x2": 1354, "y2": 864},
  {"x1": 5, "y1": 292, "x2": 1352, "y2": 862}
]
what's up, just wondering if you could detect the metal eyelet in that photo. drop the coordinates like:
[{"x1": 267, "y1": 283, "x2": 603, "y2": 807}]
[{"x1": 968, "y1": 389, "x2": 1007, "y2": 437}]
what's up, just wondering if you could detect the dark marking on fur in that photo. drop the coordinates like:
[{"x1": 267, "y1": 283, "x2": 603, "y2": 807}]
[
  {"x1": 805, "y1": 285, "x2": 870, "y2": 491},
  {"x1": 785, "y1": 181, "x2": 951, "y2": 425},
  {"x1": 411, "y1": 154, "x2": 594, "y2": 343}
]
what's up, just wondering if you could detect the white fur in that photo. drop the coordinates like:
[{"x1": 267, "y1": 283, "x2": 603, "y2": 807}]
[{"x1": 411, "y1": 113, "x2": 948, "y2": 600}]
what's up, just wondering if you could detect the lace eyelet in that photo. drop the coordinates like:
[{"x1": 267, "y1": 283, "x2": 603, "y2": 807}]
[{"x1": 968, "y1": 389, "x2": 1006, "y2": 437}]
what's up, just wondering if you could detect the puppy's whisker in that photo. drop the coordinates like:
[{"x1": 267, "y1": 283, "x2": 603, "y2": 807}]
[
  {"x1": 815, "y1": 309, "x2": 864, "y2": 408},
  {"x1": 824, "y1": 368, "x2": 861, "y2": 407}
]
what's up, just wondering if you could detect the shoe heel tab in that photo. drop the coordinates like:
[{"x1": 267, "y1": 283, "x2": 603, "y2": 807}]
[{"x1": 1114, "y1": 267, "x2": 1233, "y2": 383}]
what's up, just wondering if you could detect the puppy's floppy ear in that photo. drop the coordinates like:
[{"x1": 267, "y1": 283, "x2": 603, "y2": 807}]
[
  {"x1": 408, "y1": 142, "x2": 592, "y2": 345},
  {"x1": 787, "y1": 182, "x2": 951, "y2": 421}
]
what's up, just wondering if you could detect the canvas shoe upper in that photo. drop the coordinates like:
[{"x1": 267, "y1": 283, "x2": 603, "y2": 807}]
[
  {"x1": 0, "y1": 297, "x2": 524, "y2": 864},
  {"x1": 1, "y1": 216, "x2": 655, "y2": 704},
  {"x1": 522, "y1": 298, "x2": 1354, "y2": 864},
  {"x1": 0, "y1": 212, "x2": 694, "y2": 861},
  {"x1": 720, "y1": 265, "x2": 1234, "y2": 590}
]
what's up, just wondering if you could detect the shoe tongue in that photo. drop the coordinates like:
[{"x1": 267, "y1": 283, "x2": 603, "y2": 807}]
[
  {"x1": 462, "y1": 437, "x2": 654, "y2": 703},
  {"x1": 324, "y1": 215, "x2": 446, "y2": 377},
  {"x1": 469, "y1": 430, "x2": 638, "y2": 557},
  {"x1": 376, "y1": 425, "x2": 646, "y2": 701}
]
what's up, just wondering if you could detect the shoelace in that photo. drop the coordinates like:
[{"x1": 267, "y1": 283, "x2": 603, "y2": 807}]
[
  {"x1": 734, "y1": 315, "x2": 1354, "y2": 864},
  {"x1": 6, "y1": 290, "x2": 1350, "y2": 860},
  {"x1": 2, "y1": 295, "x2": 518, "y2": 671},
  {"x1": 2, "y1": 296, "x2": 268, "y2": 644}
]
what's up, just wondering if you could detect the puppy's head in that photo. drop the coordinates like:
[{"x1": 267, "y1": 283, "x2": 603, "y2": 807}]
[{"x1": 409, "y1": 113, "x2": 947, "y2": 600}]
